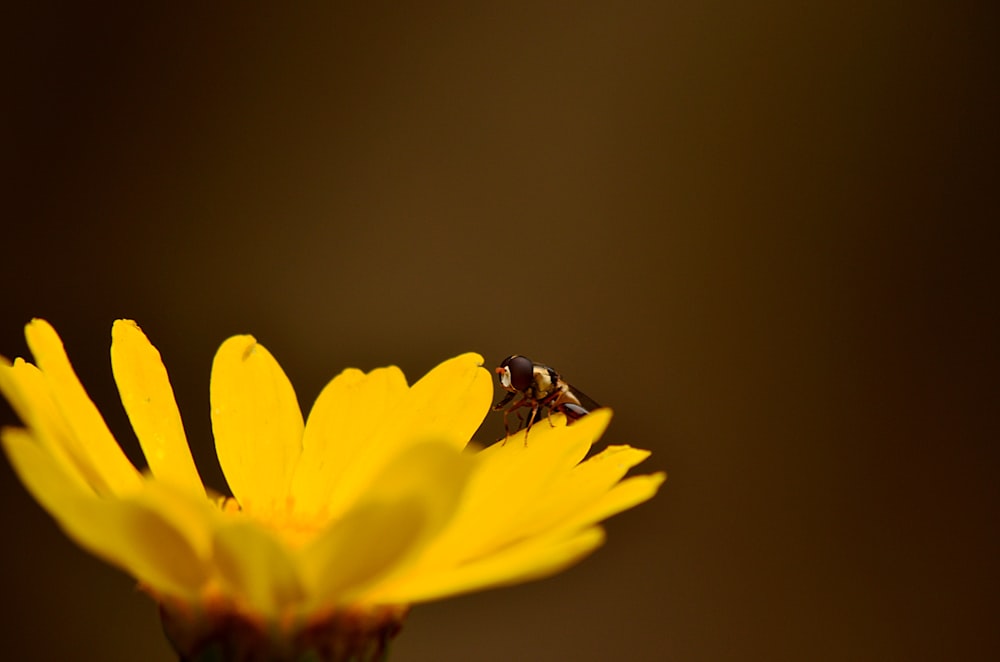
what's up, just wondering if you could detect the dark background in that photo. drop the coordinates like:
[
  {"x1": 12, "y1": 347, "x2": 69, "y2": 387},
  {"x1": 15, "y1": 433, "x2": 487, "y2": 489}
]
[{"x1": 2, "y1": 3, "x2": 996, "y2": 661}]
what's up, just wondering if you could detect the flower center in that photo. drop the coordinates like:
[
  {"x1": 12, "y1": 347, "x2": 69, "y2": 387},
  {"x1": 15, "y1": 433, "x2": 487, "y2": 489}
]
[{"x1": 219, "y1": 496, "x2": 332, "y2": 548}]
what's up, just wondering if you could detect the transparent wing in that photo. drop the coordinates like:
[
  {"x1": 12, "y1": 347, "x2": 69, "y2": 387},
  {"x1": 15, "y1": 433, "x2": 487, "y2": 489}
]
[{"x1": 566, "y1": 383, "x2": 601, "y2": 412}]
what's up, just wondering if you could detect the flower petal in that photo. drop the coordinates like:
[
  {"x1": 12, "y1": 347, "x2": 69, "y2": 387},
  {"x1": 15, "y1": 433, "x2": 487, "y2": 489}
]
[
  {"x1": 2, "y1": 428, "x2": 209, "y2": 600},
  {"x1": 389, "y1": 353, "x2": 492, "y2": 452},
  {"x1": 321, "y1": 353, "x2": 490, "y2": 517},
  {"x1": 554, "y1": 472, "x2": 667, "y2": 533},
  {"x1": 24, "y1": 319, "x2": 141, "y2": 495},
  {"x1": 509, "y1": 444, "x2": 657, "y2": 541},
  {"x1": 0, "y1": 358, "x2": 91, "y2": 491},
  {"x1": 424, "y1": 409, "x2": 611, "y2": 565},
  {"x1": 111, "y1": 320, "x2": 204, "y2": 498},
  {"x1": 291, "y1": 366, "x2": 408, "y2": 516},
  {"x1": 211, "y1": 335, "x2": 304, "y2": 511},
  {"x1": 373, "y1": 526, "x2": 606, "y2": 604},
  {"x1": 212, "y1": 520, "x2": 304, "y2": 618},
  {"x1": 298, "y1": 442, "x2": 475, "y2": 609}
]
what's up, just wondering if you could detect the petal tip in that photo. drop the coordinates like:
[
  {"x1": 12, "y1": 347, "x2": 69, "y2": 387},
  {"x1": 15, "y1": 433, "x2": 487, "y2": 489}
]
[
  {"x1": 217, "y1": 335, "x2": 260, "y2": 362},
  {"x1": 25, "y1": 318, "x2": 56, "y2": 342},
  {"x1": 111, "y1": 320, "x2": 145, "y2": 346},
  {"x1": 112, "y1": 319, "x2": 140, "y2": 333},
  {"x1": 456, "y1": 352, "x2": 485, "y2": 367},
  {"x1": 576, "y1": 407, "x2": 613, "y2": 436}
]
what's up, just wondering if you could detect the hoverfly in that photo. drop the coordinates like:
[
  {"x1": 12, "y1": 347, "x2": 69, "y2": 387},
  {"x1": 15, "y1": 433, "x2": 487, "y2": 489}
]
[{"x1": 492, "y1": 354, "x2": 598, "y2": 444}]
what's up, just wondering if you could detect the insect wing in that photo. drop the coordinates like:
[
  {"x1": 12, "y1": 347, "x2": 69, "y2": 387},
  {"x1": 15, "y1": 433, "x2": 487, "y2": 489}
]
[{"x1": 565, "y1": 382, "x2": 601, "y2": 413}]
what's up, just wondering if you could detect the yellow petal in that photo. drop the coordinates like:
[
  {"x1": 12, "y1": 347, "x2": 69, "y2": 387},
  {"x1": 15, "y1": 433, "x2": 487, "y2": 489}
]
[
  {"x1": 298, "y1": 442, "x2": 475, "y2": 609},
  {"x1": 2, "y1": 427, "x2": 91, "y2": 521},
  {"x1": 24, "y1": 319, "x2": 140, "y2": 495},
  {"x1": 2, "y1": 428, "x2": 209, "y2": 600},
  {"x1": 511, "y1": 444, "x2": 655, "y2": 540},
  {"x1": 322, "y1": 353, "x2": 491, "y2": 517},
  {"x1": 290, "y1": 366, "x2": 407, "y2": 516},
  {"x1": 424, "y1": 409, "x2": 611, "y2": 565},
  {"x1": 391, "y1": 353, "x2": 492, "y2": 452},
  {"x1": 555, "y1": 472, "x2": 667, "y2": 533},
  {"x1": 212, "y1": 520, "x2": 304, "y2": 618},
  {"x1": 111, "y1": 320, "x2": 204, "y2": 498},
  {"x1": 373, "y1": 526, "x2": 606, "y2": 604},
  {"x1": 211, "y1": 335, "x2": 303, "y2": 511},
  {"x1": 0, "y1": 356, "x2": 33, "y2": 426},
  {"x1": 476, "y1": 406, "x2": 611, "y2": 466},
  {"x1": 0, "y1": 358, "x2": 90, "y2": 491},
  {"x1": 300, "y1": 500, "x2": 425, "y2": 609}
]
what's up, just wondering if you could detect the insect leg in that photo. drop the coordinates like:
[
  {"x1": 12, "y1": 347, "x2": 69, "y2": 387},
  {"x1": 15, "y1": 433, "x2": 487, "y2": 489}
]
[
  {"x1": 493, "y1": 391, "x2": 516, "y2": 411},
  {"x1": 501, "y1": 406, "x2": 518, "y2": 445},
  {"x1": 500, "y1": 395, "x2": 532, "y2": 445},
  {"x1": 523, "y1": 402, "x2": 541, "y2": 445},
  {"x1": 537, "y1": 391, "x2": 562, "y2": 428}
]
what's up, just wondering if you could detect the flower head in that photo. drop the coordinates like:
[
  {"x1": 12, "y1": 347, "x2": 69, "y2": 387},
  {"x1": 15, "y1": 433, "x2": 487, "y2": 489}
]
[{"x1": 0, "y1": 319, "x2": 664, "y2": 659}]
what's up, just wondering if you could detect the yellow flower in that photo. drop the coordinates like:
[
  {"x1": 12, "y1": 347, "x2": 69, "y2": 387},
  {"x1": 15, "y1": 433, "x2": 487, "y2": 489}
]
[{"x1": 0, "y1": 319, "x2": 664, "y2": 660}]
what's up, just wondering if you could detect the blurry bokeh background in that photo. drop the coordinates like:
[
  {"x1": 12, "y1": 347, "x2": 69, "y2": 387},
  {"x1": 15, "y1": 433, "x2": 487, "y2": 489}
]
[{"x1": 2, "y1": 3, "x2": 996, "y2": 661}]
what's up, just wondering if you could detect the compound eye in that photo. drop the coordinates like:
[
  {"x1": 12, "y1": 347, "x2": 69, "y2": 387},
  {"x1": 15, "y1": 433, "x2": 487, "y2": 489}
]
[{"x1": 507, "y1": 355, "x2": 534, "y2": 392}]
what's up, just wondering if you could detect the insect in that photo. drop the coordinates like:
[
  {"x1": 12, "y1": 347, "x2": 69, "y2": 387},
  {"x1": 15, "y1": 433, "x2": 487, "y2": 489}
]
[{"x1": 492, "y1": 354, "x2": 598, "y2": 444}]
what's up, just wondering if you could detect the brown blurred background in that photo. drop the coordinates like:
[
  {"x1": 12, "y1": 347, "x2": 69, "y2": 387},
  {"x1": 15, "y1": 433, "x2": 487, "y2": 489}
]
[{"x1": 2, "y1": 3, "x2": 997, "y2": 661}]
